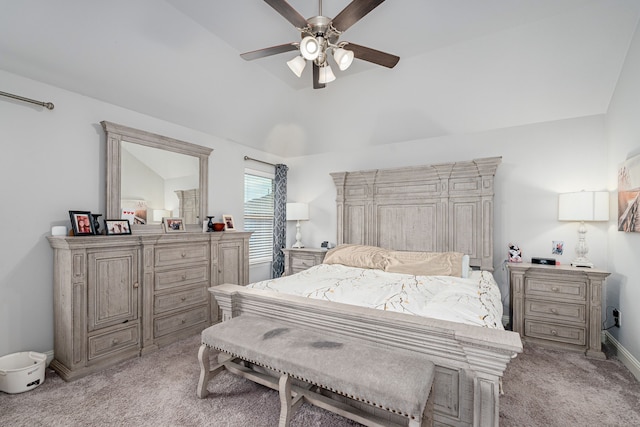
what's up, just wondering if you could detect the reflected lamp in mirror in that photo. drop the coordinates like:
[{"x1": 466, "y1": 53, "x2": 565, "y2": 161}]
[
  {"x1": 558, "y1": 191, "x2": 609, "y2": 268},
  {"x1": 286, "y1": 202, "x2": 309, "y2": 249}
]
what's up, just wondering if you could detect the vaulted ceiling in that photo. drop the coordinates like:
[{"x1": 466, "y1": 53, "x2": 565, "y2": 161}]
[{"x1": 1, "y1": 0, "x2": 639, "y2": 157}]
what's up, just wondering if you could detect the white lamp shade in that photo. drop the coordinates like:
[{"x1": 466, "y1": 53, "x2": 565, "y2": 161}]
[
  {"x1": 300, "y1": 36, "x2": 320, "y2": 60},
  {"x1": 333, "y1": 48, "x2": 354, "y2": 71},
  {"x1": 286, "y1": 202, "x2": 309, "y2": 221},
  {"x1": 558, "y1": 191, "x2": 609, "y2": 221},
  {"x1": 287, "y1": 56, "x2": 306, "y2": 77},
  {"x1": 318, "y1": 64, "x2": 336, "y2": 84}
]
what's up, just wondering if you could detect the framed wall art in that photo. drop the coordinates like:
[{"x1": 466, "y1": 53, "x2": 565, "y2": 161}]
[
  {"x1": 69, "y1": 210, "x2": 95, "y2": 236},
  {"x1": 104, "y1": 219, "x2": 132, "y2": 235},
  {"x1": 618, "y1": 154, "x2": 640, "y2": 232}
]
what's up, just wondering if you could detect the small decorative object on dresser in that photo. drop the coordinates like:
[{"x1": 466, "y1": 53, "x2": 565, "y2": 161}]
[
  {"x1": 163, "y1": 217, "x2": 185, "y2": 233},
  {"x1": 508, "y1": 262, "x2": 610, "y2": 359},
  {"x1": 104, "y1": 219, "x2": 131, "y2": 235},
  {"x1": 222, "y1": 214, "x2": 235, "y2": 231},
  {"x1": 205, "y1": 216, "x2": 215, "y2": 232},
  {"x1": 69, "y1": 210, "x2": 94, "y2": 236},
  {"x1": 281, "y1": 247, "x2": 327, "y2": 276},
  {"x1": 91, "y1": 213, "x2": 102, "y2": 235}
]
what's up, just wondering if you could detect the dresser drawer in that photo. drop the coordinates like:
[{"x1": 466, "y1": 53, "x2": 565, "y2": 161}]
[
  {"x1": 524, "y1": 299, "x2": 586, "y2": 324},
  {"x1": 154, "y1": 286, "x2": 207, "y2": 315},
  {"x1": 524, "y1": 278, "x2": 585, "y2": 302},
  {"x1": 154, "y1": 243, "x2": 209, "y2": 267},
  {"x1": 525, "y1": 320, "x2": 586, "y2": 346},
  {"x1": 154, "y1": 265, "x2": 208, "y2": 291},
  {"x1": 154, "y1": 305, "x2": 209, "y2": 338},
  {"x1": 88, "y1": 323, "x2": 140, "y2": 361}
]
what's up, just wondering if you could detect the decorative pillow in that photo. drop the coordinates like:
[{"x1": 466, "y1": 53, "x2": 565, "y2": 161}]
[
  {"x1": 322, "y1": 244, "x2": 388, "y2": 270},
  {"x1": 384, "y1": 251, "x2": 464, "y2": 277}
]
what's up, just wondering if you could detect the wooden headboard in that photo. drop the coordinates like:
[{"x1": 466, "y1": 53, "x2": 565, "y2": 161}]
[{"x1": 331, "y1": 157, "x2": 501, "y2": 271}]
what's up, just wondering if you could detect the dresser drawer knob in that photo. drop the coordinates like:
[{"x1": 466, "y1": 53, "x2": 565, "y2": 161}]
[
  {"x1": 111, "y1": 338, "x2": 119, "y2": 346},
  {"x1": 551, "y1": 287, "x2": 559, "y2": 292},
  {"x1": 181, "y1": 296, "x2": 187, "y2": 302},
  {"x1": 181, "y1": 252, "x2": 186, "y2": 258},
  {"x1": 133, "y1": 282, "x2": 139, "y2": 289},
  {"x1": 182, "y1": 274, "x2": 187, "y2": 280},
  {"x1": 181, "y1": 318, "x2": 186, "y2": 324},
  {"x1": 550, "y1": 308, "x2": 558, "y2": 314},
  {"x1": 550, "y1": 329, "x2": 558, "y2": 336}
]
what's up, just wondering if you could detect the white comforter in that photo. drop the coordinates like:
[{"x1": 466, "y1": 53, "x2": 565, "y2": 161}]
[{"x1": 247, "y1": 264, "x2": 504, "y2": 329}]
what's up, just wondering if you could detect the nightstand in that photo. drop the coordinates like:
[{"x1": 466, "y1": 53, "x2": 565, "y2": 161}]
[
  {"x1": 508, "y1": 263, "x2": 610, "y2": 359},
  {"x1": 281, "y1": 248, "x2": 327, "y2": 276}
]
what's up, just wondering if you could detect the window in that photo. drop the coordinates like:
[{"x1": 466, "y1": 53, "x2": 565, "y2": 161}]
[{"x1": 244, "y1": 169, "x2": 275, "y2": 264}]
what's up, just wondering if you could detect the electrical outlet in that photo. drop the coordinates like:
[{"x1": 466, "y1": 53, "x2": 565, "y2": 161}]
[{"x1": 613, "y1": 308, "x2": 621, "y2": 327}]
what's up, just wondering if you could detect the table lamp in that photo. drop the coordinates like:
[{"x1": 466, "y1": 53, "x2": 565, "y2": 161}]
[{"x1": 286, "y1": 202, "x2": 309, "y2": 248}]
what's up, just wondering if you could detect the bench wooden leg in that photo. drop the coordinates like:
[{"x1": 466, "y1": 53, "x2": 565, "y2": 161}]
[
  {"x1": 278, "y1": 374, "x2": 305, "y2": 427},
  {"x1": 197, "y1": 344, "x2": 227, "y2": 399}
]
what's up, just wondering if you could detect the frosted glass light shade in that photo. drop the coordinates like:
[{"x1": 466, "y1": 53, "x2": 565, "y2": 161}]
[
  {"x1": 300, "y1": 36, "x2": 320, "y2": 60},
  {"x1": 558, "y1": 191, "x2": 609, "y2": 221},
  {"x1": 318, "y1": 64, "x2": 336, "y2": 84},
  {"x1": 287, "y1": 56, "x2": 306, "y2": 77},
  {"x1": 333, "y1": 48, "x2": 354, "y2": 71},
  {"x1": 286, "y1": 203, "x2": 309, "y2": 221}
]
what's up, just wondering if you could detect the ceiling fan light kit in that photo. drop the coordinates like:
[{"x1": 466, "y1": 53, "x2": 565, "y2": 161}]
[{"x1": 241, "y1": 0, "x2": 400, "y2": 89}]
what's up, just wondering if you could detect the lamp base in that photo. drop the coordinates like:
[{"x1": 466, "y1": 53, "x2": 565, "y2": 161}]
[{"x1": 292, "y1": 242, "x2": 305, "y2": 249}]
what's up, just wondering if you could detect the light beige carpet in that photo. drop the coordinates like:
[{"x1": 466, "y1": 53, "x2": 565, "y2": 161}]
[{"x1": 1, "y1": 334, "x2": 638, "y2": 426}]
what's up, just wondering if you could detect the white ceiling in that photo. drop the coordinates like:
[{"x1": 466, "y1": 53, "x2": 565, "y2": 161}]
[{"x1": 1, "y1": 0, "x2": 639, "y2": 157}]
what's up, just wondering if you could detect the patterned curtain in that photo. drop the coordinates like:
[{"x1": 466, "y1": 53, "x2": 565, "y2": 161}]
[{"x1": 271, "y1": 164, "x2": 288, "y2": 278}]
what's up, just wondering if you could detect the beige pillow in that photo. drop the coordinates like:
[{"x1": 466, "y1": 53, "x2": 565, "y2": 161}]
[
  {"x1": 322, "y1": 244, "x2": 388, "y2": 270},
  {"x1": 384, "y1": 251, "x2": 464, "y2": 277}
]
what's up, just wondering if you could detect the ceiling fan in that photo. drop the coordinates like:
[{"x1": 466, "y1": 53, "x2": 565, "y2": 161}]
[{"x1": 241, "y1": 0, "x2": 400, "y2": 89}]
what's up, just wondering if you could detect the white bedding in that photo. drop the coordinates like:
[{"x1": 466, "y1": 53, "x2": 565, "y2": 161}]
[{"x1": 248, "y1": 264, "x2": 504, "y2": 329}]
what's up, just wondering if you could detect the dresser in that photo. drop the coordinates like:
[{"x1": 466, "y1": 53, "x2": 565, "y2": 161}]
[
  {"x1": 47, "y1": 231, "x2": 251, "y2": 380},
  {"x1": 282, "y1": 248, "x2": 327, "y2": 275},
  {"x1": 508, "y1": 263, "x2": 609, "y2": 359}
]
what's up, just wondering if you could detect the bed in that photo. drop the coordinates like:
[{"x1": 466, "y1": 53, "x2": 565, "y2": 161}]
[{"x1": 210, "y1": 157, "x2": 522, "y2": 427}]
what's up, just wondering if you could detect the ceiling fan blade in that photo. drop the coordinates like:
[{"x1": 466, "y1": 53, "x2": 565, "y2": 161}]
[
  {"x1": 313, "y1": 63, "x2": 326, "y2": 89},
  {"x1": 240, "y1": 43, "x2": 298, "y2": 61},
  {"x1": 331, "y1": 0, "x2": 386, "y2": 33},
  {"x1": 264, "y1": 0, "x2": 309, "y2": 29},
  {"x1": 344, "y1": 42, "x2": 399, "y2": 68}
]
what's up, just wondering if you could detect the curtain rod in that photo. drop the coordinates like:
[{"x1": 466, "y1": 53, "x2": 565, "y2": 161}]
[
  {"x1": 244, "y1": 156, "x2": 276, "y2": 167},
  {"x1": 0, "y1": 90, "x2": 55, "y2": 110}
]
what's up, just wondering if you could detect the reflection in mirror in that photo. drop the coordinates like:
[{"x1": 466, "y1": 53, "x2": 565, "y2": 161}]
[
  {"x1": 121, "y1": 142, "x2": 200, "y2": 224},
  {"x1": 102, "y1": 121, "x2": 213, "y2": 232}
]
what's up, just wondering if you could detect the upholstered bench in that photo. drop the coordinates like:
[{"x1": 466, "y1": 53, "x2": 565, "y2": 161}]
[{"x1": 197, "y1": 315, "x2": 435, "y2": 427}]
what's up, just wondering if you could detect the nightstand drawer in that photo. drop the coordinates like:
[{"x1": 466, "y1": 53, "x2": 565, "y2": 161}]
[
  {"x1": 291, "y1": 256, "x2": 318, "y2": 270},
  {"x1": 525, "y1": 278, "x2": 585, "y2": 302},
  {"x1": 525, "y1": 320, "x2": 586, "y2": 346},
  {"x1": 525, "y1": 299, "x2": 585, "y2": 323}
]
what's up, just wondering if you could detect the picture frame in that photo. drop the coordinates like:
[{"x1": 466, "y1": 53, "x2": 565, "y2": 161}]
[
  {"x1": 163, "y1": 217, "x2": 186, "y2": 233},
  {"x1": 222, "y1": 214, "x2": 236, "y2": 231},
  {"x1": 104, "y1": 219, "x2": 132, "y2": 235},
  {"x1": 69, "y1": 210, "x2": 95, "y2": 236}
]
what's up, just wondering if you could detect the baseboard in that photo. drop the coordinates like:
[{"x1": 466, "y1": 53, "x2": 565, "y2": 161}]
[
  {"x1": 44, "y1": 350, "x2": 54, "y2": 367},
  {"x1": 603, "y1": 331, "x2": 640, "y2": 382}
]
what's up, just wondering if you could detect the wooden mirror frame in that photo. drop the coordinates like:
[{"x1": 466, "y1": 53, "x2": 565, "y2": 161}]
[{"x1": 102, "y1": 121, "x2": 213, "y2": 232}]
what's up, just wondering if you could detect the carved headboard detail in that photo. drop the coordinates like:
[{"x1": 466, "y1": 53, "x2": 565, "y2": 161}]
[{"x1": 331, "y1": 156, "x2": 501, "y2": 271}]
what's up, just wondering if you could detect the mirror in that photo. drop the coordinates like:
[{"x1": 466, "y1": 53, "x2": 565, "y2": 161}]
[{"x1": 102, "y1": 121, "x2": 212, "y2": 232}]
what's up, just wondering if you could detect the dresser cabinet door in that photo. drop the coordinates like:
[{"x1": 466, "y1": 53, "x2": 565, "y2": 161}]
[
  {"x1": 87, "y1": 249, "x2": 139, "y2": 331},
  {"x1": 218, "y1": 241, "x2": 245, "y2": 285}
]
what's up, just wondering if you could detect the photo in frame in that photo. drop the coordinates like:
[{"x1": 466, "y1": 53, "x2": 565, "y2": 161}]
[
  {"x1": 104, "y1": 219, "x2": 132, "y2": 235},
  {"x1": 69, "y1": 210, "x2": 95, "y2": 236},
  {"x1": 163, "y1": 217, "x2": 185, "y2": 233},
  {"x1": 222, "y1": 214, "x2": 235, "y2": 231}
]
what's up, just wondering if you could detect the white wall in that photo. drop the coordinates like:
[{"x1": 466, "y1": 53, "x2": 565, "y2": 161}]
[
  {"x1": 0, "y1": 69, "x2": 282, "y2": 356},
  {"x1": 285, "y1": 116, "x2": 610, "y2": 314},
  {"x1": 605, "y1": 22, "x2": 640, "y2": 365}
]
